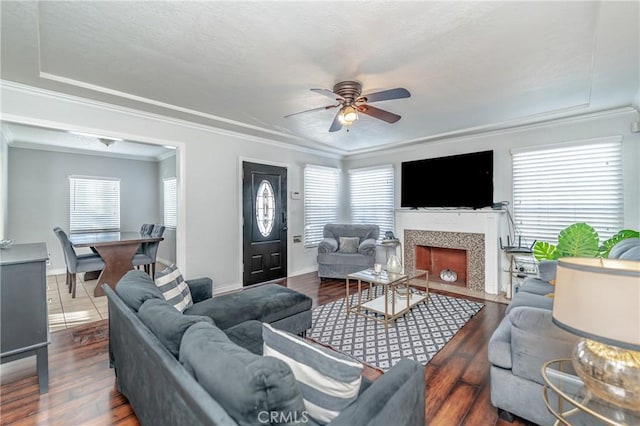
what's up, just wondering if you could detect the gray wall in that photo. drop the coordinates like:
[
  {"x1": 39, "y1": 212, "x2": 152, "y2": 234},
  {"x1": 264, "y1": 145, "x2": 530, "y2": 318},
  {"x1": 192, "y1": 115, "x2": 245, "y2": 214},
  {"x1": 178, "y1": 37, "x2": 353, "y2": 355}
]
[
  {"x1": 157, "y1": 153, "x2": 177, "y2": 264},
  {"x1": 7, "y1": 147, "x2": 159, "y2": 272}
]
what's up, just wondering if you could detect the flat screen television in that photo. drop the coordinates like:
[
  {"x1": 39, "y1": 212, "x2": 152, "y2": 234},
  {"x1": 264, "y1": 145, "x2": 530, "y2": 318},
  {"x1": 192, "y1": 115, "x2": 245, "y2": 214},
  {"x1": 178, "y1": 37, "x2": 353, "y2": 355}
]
[{"x1": 401, "y1": 150, "x2": 493, "y2": 208}]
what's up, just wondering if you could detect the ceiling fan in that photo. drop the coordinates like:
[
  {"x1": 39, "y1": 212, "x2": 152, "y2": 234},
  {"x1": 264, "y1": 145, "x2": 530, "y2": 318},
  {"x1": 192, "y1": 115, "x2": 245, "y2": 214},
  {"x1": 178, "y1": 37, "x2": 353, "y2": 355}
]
[{"x1": 285, "y1": 81, "x2": 410, "y2": 132}]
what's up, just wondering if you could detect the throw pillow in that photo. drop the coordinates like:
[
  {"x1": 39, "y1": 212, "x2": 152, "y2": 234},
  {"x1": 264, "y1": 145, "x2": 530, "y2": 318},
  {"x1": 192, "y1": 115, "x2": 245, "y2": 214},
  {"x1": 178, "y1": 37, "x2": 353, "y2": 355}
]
[
  {"x1": 262, "y1": 323, "x2": 363, "y2": 425},
  {"x1": 137, "y1": 298, "x2": 213, "y2": 358},
  {"x1": 115, "y1": 270, "x2": 164, "y2": 312},
  {"x1": 180, "y1": 322, "x2": 306, "y2": 426},
  {"x1": 538, "y1": 260, "x2": 558, "y2": 283},
  {"x1": 338, "y1": 237, "x2": 360, "y2": 254},
  {"x1": 154, "y1": 264, "x2": 193, "y2": 312}
]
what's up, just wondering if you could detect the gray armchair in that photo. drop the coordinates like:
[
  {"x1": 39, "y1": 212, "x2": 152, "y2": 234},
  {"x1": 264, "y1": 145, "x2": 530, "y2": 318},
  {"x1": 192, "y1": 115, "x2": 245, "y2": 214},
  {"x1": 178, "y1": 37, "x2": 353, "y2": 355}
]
[{"x1": 317, "y1": 224, "x2": 379, "y2": 279}]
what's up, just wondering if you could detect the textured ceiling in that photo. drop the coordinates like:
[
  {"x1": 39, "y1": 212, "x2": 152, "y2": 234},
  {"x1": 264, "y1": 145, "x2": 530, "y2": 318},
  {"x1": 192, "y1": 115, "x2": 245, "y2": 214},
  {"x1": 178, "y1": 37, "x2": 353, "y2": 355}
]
[{"x1": 1, "y1": 1, "x2": 638, "y2": 156}]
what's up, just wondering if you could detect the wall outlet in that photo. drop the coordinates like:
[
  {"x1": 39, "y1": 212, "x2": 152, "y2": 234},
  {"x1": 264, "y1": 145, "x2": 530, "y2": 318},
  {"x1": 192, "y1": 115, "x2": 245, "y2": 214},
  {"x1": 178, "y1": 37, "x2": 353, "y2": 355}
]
[
  {"x1": 293, "y1": 235, "x2": 302, "y2": 243},
  {"x1": 291, "y1": 191, "x2": 300, "y2": 200}
]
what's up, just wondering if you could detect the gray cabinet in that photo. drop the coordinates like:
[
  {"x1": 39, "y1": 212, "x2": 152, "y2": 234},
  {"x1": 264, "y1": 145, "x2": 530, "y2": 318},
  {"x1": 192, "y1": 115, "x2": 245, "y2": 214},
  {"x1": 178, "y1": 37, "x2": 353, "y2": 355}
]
[{"x1": 0, "y1": 242, "x2": 50, "y2": 393}]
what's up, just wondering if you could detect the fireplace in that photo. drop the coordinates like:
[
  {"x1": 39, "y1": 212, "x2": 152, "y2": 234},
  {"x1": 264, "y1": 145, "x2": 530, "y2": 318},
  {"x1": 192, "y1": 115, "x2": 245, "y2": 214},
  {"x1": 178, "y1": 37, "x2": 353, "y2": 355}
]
[
  {"x1": 396, "y1": 209, "x2": 505, "y2": 294},
  {"x1": 415, "y1": 245, "x2": 468, "y2": 287},
  {"x1": 404, "y1": 229, "x2": 486, "y2": 292}
]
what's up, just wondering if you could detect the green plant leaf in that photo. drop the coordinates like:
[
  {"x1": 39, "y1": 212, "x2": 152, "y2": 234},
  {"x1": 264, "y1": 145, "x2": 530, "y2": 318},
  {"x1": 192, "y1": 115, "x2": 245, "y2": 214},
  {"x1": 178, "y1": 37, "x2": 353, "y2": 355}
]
[
  {"x1": 533, "y1": 241, "x2": 559, "y2": 260},
  {"x1": 600, "y1": 229, "x2": 640, "y2": 257},
  {"x1": 556, "y1": 222, "x2": 600, "y2": 258}
]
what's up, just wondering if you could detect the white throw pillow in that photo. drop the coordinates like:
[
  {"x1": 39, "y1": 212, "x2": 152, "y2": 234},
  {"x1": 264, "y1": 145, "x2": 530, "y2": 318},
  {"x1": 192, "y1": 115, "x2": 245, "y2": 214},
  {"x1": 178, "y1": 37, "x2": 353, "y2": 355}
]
[
  {"x1": 154, "y1": 264, "x2": 193, "y2": 312},
  {"x1": 262, "y1": 323, "x2": 363, "y2": 425}
]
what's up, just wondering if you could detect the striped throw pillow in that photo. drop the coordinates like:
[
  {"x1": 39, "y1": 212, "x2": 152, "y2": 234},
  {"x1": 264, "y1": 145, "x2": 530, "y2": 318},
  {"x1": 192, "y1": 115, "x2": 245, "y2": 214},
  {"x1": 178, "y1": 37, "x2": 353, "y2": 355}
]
[
  {"x1": 262, "y1": 323, "x2": 363, "y2": 424},
  {"x1": 154, "y1": 265, "x2": 193, "y2": 312}
]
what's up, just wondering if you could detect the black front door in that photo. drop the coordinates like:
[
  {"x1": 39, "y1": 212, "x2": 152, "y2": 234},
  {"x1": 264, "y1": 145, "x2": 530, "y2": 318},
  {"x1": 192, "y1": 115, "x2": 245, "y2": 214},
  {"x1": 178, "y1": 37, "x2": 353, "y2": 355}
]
[{"x1": 242, "y1": 162, "x2": 287, "y2": 286}]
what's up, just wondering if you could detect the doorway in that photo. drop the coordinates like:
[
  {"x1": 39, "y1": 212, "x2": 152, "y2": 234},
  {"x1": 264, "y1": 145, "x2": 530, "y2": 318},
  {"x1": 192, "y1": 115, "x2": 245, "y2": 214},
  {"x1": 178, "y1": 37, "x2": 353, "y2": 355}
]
[{"x1": 242, "y1": 161, "x2": 287, "y2": 286}]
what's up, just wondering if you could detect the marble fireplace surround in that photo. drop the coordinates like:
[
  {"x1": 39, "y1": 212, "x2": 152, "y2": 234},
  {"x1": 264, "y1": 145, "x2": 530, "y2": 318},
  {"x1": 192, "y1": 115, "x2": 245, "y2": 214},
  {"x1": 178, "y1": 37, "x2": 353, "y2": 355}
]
[
  {"x1": 405, "y1": 230, "x2": 485, "y2": 291},
  {"x1": 395, "y1": 210, "x2": 504, "y2": 294}
]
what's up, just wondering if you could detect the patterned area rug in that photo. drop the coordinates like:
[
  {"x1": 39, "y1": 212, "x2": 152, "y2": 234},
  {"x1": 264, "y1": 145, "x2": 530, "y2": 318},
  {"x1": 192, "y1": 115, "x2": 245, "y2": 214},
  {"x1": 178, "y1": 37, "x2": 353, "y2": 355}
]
[{"x1": 308, "y1": 288, "x2": 484, "y2": 371}]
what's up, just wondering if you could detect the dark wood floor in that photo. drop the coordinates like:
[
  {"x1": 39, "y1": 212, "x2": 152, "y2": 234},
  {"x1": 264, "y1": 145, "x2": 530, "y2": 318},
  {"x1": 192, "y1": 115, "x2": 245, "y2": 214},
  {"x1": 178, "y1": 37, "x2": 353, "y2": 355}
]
[{"x1": 0, "y1": 273, "x2": 530, "y2": 426}]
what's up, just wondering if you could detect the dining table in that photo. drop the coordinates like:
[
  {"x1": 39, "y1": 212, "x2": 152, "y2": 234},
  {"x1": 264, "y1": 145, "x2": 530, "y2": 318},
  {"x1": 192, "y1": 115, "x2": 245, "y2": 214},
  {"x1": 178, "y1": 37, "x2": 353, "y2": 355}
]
[{"x1": 69, "y1": 231, "x2": 164, "y2": 297}]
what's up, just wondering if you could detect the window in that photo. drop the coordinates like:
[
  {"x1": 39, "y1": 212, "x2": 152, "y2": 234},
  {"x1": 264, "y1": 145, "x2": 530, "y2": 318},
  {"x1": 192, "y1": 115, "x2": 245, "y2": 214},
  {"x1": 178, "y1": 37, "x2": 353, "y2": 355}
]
[
  {"x1": 304, "y1": 165, "x2": 340, "y2": 247},
  {"x1": 512, "y1": 137, "x2": 623, "y2": 243},
  {"x1": 163, "y1": 177, "x2": 177, "y2": 228},
  {"x1": 69, "y1": 176, "x2": 120, "y2": 232},
  {"x1": 349, "y1": 165, "x2": 394, "y2": 241},
  {"x1": 256, "y1": 179, "x2": 275, "y2": 237}
]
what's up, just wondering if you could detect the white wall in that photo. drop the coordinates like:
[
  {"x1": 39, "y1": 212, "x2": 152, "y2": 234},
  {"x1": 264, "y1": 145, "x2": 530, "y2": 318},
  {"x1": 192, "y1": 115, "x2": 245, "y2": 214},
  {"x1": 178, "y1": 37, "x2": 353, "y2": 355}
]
[
  {"x1": 3, "y1": 83, "x2": 638, "y2": 292},
  {"x1": 157, "y1": 153, "x2": 177, "y2": 265},
  {"x1": 7, "y1": 147, "x2": 159, "y2": 272},
  {"x1": 1, "y1": 83, "x2": 340, "y2": 292},
  {"x1": 343, "y1": 108, "x2": 640, "y2": 232},
  {"x1": 0, "y1": 129, "x2": 8, "y2": 239}
]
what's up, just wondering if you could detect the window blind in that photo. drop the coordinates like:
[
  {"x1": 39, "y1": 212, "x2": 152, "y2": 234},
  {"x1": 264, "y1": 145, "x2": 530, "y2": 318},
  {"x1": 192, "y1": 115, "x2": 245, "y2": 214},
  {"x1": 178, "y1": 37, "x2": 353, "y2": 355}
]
[
  {"x1": 512, "y1": 138, "x2": 623, "y2": 243},
  {"x1": 69, "y1": 176, "x2": 120, "y2": 232},
  {"x1": 349, "y1": 165, "x2": 394, "y2": 241},
  {"x1": 163, "y1": 177, "x2": 177, "y2": 228},
  {"x1": 304, "y1": 165, "x2": 340, "y2": 247}
]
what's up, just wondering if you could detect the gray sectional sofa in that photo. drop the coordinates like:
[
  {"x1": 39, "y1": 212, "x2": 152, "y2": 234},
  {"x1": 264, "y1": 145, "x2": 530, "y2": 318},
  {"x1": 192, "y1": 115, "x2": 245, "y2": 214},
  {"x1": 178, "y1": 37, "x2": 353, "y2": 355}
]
[
  {"x1": 488, "y1": 238, "x2": 640, "y2": 425},
  {"x1": 105, "y1": 270, "x2": 426, "y2": 425}
]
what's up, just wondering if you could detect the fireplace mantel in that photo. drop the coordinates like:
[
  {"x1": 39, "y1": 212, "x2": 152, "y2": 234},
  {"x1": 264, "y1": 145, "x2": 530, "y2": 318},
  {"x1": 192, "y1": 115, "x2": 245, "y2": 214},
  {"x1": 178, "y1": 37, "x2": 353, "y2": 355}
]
[{"x1": 395, "y1": 209, "x2": 505, "y2": 294}]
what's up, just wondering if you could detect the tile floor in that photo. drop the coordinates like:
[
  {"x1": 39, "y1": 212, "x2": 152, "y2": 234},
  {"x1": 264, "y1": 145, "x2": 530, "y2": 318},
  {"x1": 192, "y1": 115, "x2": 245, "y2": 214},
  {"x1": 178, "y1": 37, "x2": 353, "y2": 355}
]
[{"x1": 47, "y1": 272, "x2": 109, "y2": 333}]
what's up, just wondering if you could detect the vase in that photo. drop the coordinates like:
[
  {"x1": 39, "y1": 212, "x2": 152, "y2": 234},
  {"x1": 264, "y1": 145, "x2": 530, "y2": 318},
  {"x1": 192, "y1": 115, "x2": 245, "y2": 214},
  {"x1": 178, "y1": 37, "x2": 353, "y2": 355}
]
[
  {"x1": 386, "y1": 255, "x2": 402, "y2": 273},
  {"x1": 440, "y1": 269, "x2": 458, "y2": 282}
]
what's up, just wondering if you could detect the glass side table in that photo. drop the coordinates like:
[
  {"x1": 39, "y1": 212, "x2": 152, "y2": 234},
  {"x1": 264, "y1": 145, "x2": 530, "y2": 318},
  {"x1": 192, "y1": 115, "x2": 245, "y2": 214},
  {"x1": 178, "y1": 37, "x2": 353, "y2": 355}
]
[{"x1": 541, "y1": 358, "x2": 640, "y2": 426}]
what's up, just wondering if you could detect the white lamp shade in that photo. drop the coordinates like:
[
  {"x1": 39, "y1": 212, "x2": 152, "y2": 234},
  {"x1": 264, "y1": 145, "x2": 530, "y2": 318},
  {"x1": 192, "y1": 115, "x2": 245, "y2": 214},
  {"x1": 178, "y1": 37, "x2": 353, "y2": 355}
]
[{"x1": 552, "y1": 257, "x2": 640, "y2": 350}]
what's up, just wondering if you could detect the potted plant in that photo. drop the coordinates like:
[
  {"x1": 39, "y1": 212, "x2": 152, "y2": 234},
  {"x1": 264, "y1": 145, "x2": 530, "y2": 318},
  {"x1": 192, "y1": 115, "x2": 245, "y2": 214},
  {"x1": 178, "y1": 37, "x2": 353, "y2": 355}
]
[{"x1": 533, "y1": 222, "x2": 639, "y2": 261}]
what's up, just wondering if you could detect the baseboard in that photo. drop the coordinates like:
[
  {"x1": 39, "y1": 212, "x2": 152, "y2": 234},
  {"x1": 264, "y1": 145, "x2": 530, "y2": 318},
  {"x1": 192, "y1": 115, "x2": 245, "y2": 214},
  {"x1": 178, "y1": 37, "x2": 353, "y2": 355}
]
[
  {"x1": 47, "y1": 267, "x2": 67, "y2": 276},
  {"x1": 288, "y1": 266, "x2": 318, "y2": 277},
  {"x1": 156, "y1": 257, "x2": 175, "y2": 267},
  {"x1": 214, "y1": 282, "x2": 242, "y2": 295}
]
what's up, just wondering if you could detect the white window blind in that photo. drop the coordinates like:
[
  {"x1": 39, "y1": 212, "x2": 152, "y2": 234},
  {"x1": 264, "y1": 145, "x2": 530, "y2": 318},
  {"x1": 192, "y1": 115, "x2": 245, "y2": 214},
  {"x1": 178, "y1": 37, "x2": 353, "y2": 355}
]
[
  {"x1": 163, "y1": 177, "x2": 177, "y2": 228},
  {"x1": 69, "y1": 176, "x2": 120, "y2": 232},
  {"x1": 304, "y1": 165, "x2": 340, "y2": 247},
  {"x1": 349, "y1": 165, "x2": 394, "y2": 241},
  {"x1": 512, "y1": 138, "x2": 623, "y2": 243}
]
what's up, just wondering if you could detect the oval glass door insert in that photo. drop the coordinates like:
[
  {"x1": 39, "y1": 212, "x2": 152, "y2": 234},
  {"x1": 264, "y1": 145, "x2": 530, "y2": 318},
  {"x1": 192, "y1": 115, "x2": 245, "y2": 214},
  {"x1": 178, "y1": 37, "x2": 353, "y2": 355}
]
[{"x1": 256, "y1": 179, "x2": 275, "y2": 237}]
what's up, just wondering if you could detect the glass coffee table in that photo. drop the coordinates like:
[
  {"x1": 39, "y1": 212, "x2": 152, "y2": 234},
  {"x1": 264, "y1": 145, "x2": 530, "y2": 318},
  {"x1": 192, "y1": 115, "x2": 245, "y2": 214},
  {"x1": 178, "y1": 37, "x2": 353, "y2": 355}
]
[
  {"x1": 542, "y1": 358, "x2": 640, "y2": 425},
  {"x1": 345, "y1": 268, "x2": 429, "y2": 331}
]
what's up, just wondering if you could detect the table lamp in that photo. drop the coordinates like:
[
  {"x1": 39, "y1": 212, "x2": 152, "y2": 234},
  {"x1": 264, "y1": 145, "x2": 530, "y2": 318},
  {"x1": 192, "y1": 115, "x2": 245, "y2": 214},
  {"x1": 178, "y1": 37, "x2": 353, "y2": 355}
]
[{"x1": 552, "y1": 257, "x2": 640, "y2": 411}]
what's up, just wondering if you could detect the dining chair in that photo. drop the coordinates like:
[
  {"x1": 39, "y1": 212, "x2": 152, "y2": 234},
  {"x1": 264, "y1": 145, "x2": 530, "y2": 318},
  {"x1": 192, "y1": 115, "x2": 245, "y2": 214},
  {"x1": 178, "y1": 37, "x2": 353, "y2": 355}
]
[
  {"x1": 140, "y1": 223, "x2": 155, "y2": 235},
  {"x1": 53, "y1": 227, "x2": 106, "y2": 298},
  {"x1": 132, "y1": 225, "x2": 165, "y2": 278},
  {"x1": 135, "y1": 223, "x2": 155, "y2": 257}
]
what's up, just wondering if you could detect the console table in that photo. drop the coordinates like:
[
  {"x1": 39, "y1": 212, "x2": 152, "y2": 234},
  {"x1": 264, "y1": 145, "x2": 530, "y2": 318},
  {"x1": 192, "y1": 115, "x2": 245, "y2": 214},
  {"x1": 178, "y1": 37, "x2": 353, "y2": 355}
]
[{"x1": 0, "y1": 242, "x2": 50, "y2": 393}]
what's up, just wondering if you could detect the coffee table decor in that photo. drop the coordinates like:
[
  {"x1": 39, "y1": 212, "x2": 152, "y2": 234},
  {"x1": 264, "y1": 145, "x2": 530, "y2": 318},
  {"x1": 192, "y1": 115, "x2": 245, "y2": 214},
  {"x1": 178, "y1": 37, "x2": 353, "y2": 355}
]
[{"x1": 309, "y1": 288, "x2": 484, "y2": 371}]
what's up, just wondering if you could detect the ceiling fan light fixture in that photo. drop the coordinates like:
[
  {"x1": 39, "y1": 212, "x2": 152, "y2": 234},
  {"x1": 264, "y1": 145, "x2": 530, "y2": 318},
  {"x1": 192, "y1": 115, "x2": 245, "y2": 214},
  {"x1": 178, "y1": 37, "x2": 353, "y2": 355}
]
[{"x1": 340, "y1": 105, "x2": 358, "y2": 124}]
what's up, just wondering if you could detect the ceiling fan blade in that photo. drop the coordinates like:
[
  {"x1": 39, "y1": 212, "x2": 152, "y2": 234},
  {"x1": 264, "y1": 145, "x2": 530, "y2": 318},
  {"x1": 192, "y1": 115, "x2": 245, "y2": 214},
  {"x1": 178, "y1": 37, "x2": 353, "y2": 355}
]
[
  {"x1": 328, "y1": 110, "x2": 343, "y2": 132},
  {"x1": 359, "y1": 88, "x2": 410, "y2": 103},
  {"x1": 284, "y1": 104, "x2": 339, "y2": 119},
  {"x1": 311, "y1": 88, "x2": 345, "y2": 102},
  {"x1": 357, "y1": 105, "x2": 401, "y2": 123}
]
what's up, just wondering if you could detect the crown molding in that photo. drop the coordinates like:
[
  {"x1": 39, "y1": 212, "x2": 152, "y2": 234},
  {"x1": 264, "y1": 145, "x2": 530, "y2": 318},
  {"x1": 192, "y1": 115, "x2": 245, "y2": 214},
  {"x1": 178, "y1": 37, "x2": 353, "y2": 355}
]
[
  {"x1": 1, "y1": 80, "x2": 345, "y2": 159},
  {"x1": 8, "y1": 140, "x2": 160, "y2": 162},
  {"x1": 157, "y1": 150, "x2": 177, "y2": 162},
  {"x1": 344, "y1": 106, "x2": 638, "y2": 159}
]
